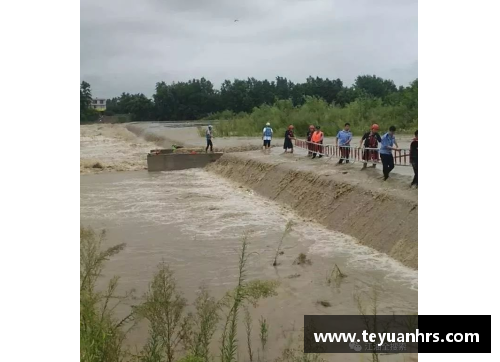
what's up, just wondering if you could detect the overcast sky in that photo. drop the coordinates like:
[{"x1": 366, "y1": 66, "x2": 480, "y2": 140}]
[{"x1": 81, "y1": 0, "x2": 417, "y2": 98}]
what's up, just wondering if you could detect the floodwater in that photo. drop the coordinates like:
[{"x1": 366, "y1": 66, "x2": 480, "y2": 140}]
[{"x1": 81, "y1": 167, "x2": 418, "y2": 361}]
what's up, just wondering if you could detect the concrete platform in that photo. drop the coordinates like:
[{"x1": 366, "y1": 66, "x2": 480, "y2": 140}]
[{"x1": 147, "y1": 152, "x2": 223, "y2": 172}]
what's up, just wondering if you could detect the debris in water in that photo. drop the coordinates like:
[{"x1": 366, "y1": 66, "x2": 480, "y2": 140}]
[{"x1": 293, "y1": 253, "x2": 312, "y2": 266}]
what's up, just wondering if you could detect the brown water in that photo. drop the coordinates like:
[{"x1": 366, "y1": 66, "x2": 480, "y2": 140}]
[{"x1": 80, "y1": 167, "x2": 417, "y2": 361}]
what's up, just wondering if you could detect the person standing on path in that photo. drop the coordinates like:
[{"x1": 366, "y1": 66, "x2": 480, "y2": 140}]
[
  {"x1": 283, "y1": 125, "x2": 295, "y2": 153},
  {"x1": 410, "y1": 130, "x2": 418, "y2": 188},
  {"x1": 307, "y1": 124, "x2": 315, "y2": 156},
  {"x1": 205, "y1": 125, "x2": 214, "y2": 153},
  {"x1": 336, "y1": 123, "x2": 352, "y2": 164},
  {"x1": 311, "y1": 125, "x2": 324, "y2": 159},
  {"x1": 360, "y1": 124, "x2": 382, "y2": 168},
  {"x1": 380, "y1": 126, "x2": 399, "y2": 180},
  {"x1": 262, "y1": 122, "x2": 273, "y2": 152}
]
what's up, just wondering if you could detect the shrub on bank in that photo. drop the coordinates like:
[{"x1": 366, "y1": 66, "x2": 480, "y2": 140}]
[
  {"x1": 211, "y1": 96, "x2": 417, "y2": 137},
  {"x1": 80, "y1": 227, "x2": 321, "y2": 362}
]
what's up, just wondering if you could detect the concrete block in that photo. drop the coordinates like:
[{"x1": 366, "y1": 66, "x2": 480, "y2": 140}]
[{"x1": 147, "y1": 152, "x2": 223, "y2": 172}]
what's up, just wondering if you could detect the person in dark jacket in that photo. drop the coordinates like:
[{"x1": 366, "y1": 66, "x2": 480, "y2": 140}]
[
  {"x1": 306, "y1": 124, "x2": 315, "y2": 156},
  {"x1": 360, "y1": 123, "x2": 382, "y2": 168},
  {"x1": 410, "y1": 130, "x2": 418, "y2": 188},
  {"x1": 380, "y1": 126, "x2": 399, "y2": 180},
  {"x1": 283, "y1": 125, "x2": 295, "y2": 153}
]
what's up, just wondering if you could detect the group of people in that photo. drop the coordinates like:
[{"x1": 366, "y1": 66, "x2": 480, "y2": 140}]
[
  {"x1": 265, "y1": 122, "x2": 417, "y2": 188},
  {"x1": 208, "y1": 122, "x2": 417, "y2": 188},
  {"x1": 320, "y1": 122, "x2": 417, "y2": 187}
]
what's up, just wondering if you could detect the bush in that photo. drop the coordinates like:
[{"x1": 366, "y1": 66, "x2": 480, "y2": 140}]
[
  {"x1": 80, "y1": 227, "x2": 134, "y2": 362},
  {"x1": 213, "y1": 96, "x2": 417, "y2": 137}
]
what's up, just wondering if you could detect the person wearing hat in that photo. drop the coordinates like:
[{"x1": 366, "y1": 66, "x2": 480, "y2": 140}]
[
  {"x1": 360, "y1": 123, "x2": 382, "y2": 168},
  {"x1": 311, "y1": 125, "x2": 324, "y2": 159},
  {"x1": 283, "y1": 125, "x2": 295, "y2": 153},
  {"x1": 306, "y1": 124, "x2": 315, "y2": 156},
  {"x1": 205, "y1": 125, "x2": 214, "y2": 153},
  {"x1": 262, "y1": 122, "x2": 273, "y2": 152}
]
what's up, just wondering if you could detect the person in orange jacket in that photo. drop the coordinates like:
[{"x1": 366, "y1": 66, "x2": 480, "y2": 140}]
[{"x1": 311, "y1": 126, "x2": 324, "y2": 159}]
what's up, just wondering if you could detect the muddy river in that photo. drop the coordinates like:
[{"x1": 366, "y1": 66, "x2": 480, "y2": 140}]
[
  {"x1": 81, "y1": 170, "x2": 417, "y2": 360},
  {"x1": 80, "y1": 123, "x2": 417, "y2": 361}
]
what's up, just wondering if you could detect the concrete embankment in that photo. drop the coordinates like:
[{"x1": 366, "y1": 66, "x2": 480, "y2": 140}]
[
  {"x1": 147, "y1": 152, "x2": 223, "y2": 171},
  {"x1": 207, "y1": 152, "x2": 418, "y2": 269}
]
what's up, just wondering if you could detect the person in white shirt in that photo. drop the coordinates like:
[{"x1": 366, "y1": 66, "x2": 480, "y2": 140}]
[
  {"x1": 205, "y1": 125, "x2": 214, "y2": 153},
  {"x1": 262, "y1": 122, "x2": 273, "y2": 152}
]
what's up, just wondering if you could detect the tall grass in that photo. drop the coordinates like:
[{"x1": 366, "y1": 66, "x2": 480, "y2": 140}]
[
  {"x1": 212, "y1": 97, "x2": 417, "y2": 138},
  {"x1": 80, "y1": 227, "x2": 135, "y2": 362},
  {"x1": 81, "y1": 227, "x2": 294, "y2": 362},
  {"x1": 220, "y1": 236, "x2": 249, "y2": 362},
  {"x1": 137, "y1": 262, "x2": 191, "y2": 362},
  {"x1": 188, "y1": 288, "x2": 220, "y2": 362},
  {"x1": 273, "y1": 221, "x2": 293, "y2": 267}
]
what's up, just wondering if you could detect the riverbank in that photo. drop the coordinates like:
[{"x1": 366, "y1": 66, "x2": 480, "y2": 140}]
[
  {"x1": 207, "y1": 151, "x2": 418, "y2": 269},
  {"x1": 80, "y1": 123, "x2": 418, "y2": 361}
]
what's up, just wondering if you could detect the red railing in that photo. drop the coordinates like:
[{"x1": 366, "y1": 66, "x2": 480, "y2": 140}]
[{"x1": 294, "y1": 139, "x2": 411, "y2": 166}]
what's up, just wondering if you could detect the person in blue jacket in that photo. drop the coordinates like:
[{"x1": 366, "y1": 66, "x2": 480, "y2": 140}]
[{"x1": 380, "y1": 126, "x2": 399, "y2": 180}]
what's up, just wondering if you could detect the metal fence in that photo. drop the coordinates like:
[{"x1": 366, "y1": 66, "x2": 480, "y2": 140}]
[{"x1": 294, "y1": 139, "x2": 412, "y2": 166}]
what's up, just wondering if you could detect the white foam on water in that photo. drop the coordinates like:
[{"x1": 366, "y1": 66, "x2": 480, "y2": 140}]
[{"x1": 81, "y1": 169, "x2": 417, "y2": 290}]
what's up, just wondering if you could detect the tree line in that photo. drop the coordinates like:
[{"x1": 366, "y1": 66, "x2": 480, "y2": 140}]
[
  {"x1": 80, "y1": 75, "x2": 417, "y2": 123},
  {"x1": 80, "y1": 81, "x2": 100, "y2": 123}
]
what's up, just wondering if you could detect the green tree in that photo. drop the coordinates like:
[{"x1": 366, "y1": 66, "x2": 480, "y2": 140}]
[
  {"x1": 100, "y1": 74, "x2": 417, "y2": 124},
  {"x1": 80, "y1": 81, "x2": 99, "y2": 123},
  {"x1": 354, "y1": 75, "x2": 397, "y2": 100}
]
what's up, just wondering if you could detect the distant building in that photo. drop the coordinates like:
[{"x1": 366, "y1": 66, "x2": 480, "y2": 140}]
[{"x1": 91, "y1": 98, "x2": 107, "y2": 111}]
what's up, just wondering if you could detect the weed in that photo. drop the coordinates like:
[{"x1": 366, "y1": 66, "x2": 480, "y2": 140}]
[
  {"x1": 92, "y1": 162, "x2": 103, "y2": 169},
  {"x1": 276, "y1": 327, "x2": 325, "y2": 362},
  {"x1": 219, "y1": 236, "x2": 279, "y2": 362},
  {"x1": 187, "y1": 288, "x2": 220, "y2": 362},
  {"x1": 136, "y1": 262, "x2": 190, "y2": 362},
  {"x1": 293, "y1": 253, "x2": 312, "y2": 266},
  {"x1": 244, "y1": 307, "x2": 254, "y2": 362},
  {"x1": 326, "y1": 264, "x2": 347, "y2": 288},
  {"x1": 244, "y1": 280, "x2": 280, "y2": 307},
  {"x1": 80, "y1": 227, "x2": 134, "y2": 362},
  {"x1": 273, "y1": 221, "x2": 293, "y2": 266},
  {"x1": 259, "y1": 316, "x2": 269, "y2": 353},
  {"x1": 81, "y1": 229, "x2": 288, "y2": 362},
  {"x1": 354, "y1": 287, "x2": 393, "y2": 362},
  {"x1": 220, "y1": 235, "x2": 249, "y2": 362}
]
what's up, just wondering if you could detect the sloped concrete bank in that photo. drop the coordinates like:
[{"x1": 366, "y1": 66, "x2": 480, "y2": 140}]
[{"x1": 206, "y1": 153, "x2": 418, "y2": 269}]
